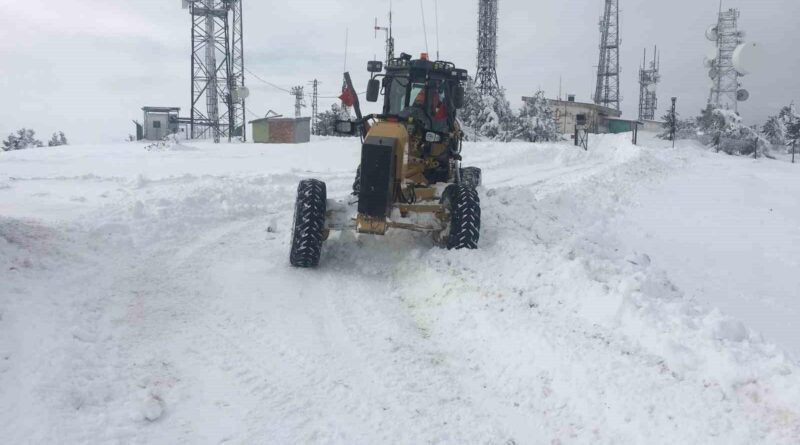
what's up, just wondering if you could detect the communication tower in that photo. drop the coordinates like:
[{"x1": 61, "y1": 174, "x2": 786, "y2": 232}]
[
  {"x1": 638, "y1": 47, "x2": 660, "y2": 121},
  {"x1": 706, "y1": 6, "x2": 749, "y2": 111},
  {"x1": 185, "y1": 0, "x2": 246, "y2": 143},
  {"x1": 594, "y1": 0, "x2": 621, "y2": 111},
  {"x1": 476, "y1": 0, "x2": 499, "y2": 95}
]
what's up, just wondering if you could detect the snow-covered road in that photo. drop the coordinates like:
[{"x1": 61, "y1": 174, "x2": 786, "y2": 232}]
[{"x1": 1, "y1": 136, "x2": 799, "y2": 444}]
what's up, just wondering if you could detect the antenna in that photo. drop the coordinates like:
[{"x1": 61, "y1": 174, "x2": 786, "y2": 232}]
[
  {"x1": 374, "y1": 1, "x2": 395, "y2": 63},
  {"x1": 420, "y1": 0, "x2": 429, "y2": 54},
  {"x1": 638, "y1": 45, "x2": 660, "y2": 120},
  {"x1": 434, "y1": 0, "x2": 441, "y2": 59}
]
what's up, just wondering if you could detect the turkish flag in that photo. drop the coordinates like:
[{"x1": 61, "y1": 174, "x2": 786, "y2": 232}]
[{"x1": 339, "y1": 86, "x2": 355, "y2": 107}]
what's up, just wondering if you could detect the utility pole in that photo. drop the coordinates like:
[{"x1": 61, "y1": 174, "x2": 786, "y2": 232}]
[
  {"x1": 670, "y1": 97, "x2": 677, "y2": 148},
  {"x1": 309, "y1": 80, "x2": 320, "y2": 135},
  {"x1": 290, "y1": 86, "x2": 306, "y2": 118}
]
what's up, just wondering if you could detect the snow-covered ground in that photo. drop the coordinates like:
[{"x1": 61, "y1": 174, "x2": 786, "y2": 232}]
[{"x1": 1, "y1": 135, "x2": 799, "y2": 444}]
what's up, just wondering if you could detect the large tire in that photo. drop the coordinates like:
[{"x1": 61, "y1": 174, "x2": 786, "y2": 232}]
[
  {"x1": 290, "y1": 179, "x2": 327, "y2": 268},
  {"x1": 442, "y1": 184, "x2": 481, "y2": 250},
  {"x1": 460, "y1": 167, "x2": 482, "y2": 189}
]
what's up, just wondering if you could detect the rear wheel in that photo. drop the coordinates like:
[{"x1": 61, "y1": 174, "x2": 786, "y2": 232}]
[
  {"x1": 290, "y1": 179, "x2": 327, "y2": 268},
  {"x1": 460, "y1": 167, "x2": 482, "y2": 189},
  {"x1": 442, "y1": 184, "x2": 481, "y2": 250}
]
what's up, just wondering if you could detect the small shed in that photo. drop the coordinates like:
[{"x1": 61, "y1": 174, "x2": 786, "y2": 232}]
[
  {"x1": 641, "y1": 119, "x2": 665, "y2": 133},
  {"x1": 250, "y1": 117, "x2": 311, "y2": 144},
  {"x1": 606, "y1": 118, "x2": 642, "y2": 134},
  {"x1": 142, "y1": 107, "x2": 181, "y2": 140}
]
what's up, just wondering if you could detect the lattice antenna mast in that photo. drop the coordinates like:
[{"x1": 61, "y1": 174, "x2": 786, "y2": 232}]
[
  {"x1": 476, "y1": 0, "x2": 499, "y2": 95},
  {"x1": 374, "y1": 1, "x2": 395, "y2": 64},
  {"x1": 594, "y1": 0, "x2": 621, "y2": 111},
  {"x1": 187, "y1": 0, "x2": 240, "y2": 143},
  {"x1": 291, "y1": 86, "x2": 306, "y2": 118},
  {"x1": 707, "y1": 8, "x2": 742, "y2": 111},
  {"x1": 230, "y1": 0, "x2": 246, "y2": 141},
  {"x1": 638, "y1": 46, "x2": 660, "y2": 121},
  {"x1": 308, "y1": 80, "x2": 320, "y2": 135}
]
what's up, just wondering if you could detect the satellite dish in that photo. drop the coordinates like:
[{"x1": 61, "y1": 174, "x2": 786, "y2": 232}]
[
  {"x1": 737, "y1": 89, "x2": 750, "y2": 102},
  {"x1": 706, "y1": 25, "x2": 718, "y2": 41},
  {"x1": 182, "y1": 0, "x2": 190, "y2": 9},
  {"x1": 733, "y1": 42, "x2": 765, "y2": 76},
  {"x1": 706, "y1": 45, "x2": 718, "y2": 60},
  {"x1": 646, "y1": 84, "x2": 657, "y2": 93},
  {"x1": 708, "y1": 68, "x2": 719, "y2": 79}
]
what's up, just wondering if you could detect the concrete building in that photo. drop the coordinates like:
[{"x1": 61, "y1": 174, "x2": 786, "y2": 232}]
[
  {"x1": 141, "y1": 107, "x2": 182, "y2": 140},
  {"x1": 543, "y1": 96, "x2": 622, "y2": 134},
  {"x1": 250, "y1": 117, "x2": 311, "y2": 144}
]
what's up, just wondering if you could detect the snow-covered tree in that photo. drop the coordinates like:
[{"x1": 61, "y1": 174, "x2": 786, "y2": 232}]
[
  {"x1": 458, "y1": 77, "x2": 483, "y2": 140},
  {"x1": 459, "y1": 79, "x2": 518, "y2": 141},
  {"x1": 702, "y1": 108, "x2": 768, "y2": 156},
  {"x1": 517, "y1": 90, "x2": 560, "y2": 142},
  {"x1": 316, "y1": 103, "x2": 354, "y2": 137},
  {"x1": 2, "y1": 128, "x2": 43, "y2": 151},
  {"x1": 762, "y1": 115, "x2": 785, "y2": 147},
  {"x1": 48, "y1": 131, "x2": 68, "y2": 147},
  {"x1": 762, "y1": 104, "x2": 800, "y2": 153}
]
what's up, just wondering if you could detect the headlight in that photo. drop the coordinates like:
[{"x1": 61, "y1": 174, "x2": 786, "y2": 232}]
[{"x1": 425, "y1": 132, "x2": 441, "y2": 143}]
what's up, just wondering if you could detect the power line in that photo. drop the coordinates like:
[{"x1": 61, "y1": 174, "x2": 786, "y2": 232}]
[{"x1": 243, "y1": 67, "x2": 293, "y2": 93}]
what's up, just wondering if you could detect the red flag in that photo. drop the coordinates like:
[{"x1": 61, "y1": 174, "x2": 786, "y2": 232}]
[{"x1": 339, "y1": 86, "x2": 355, "y2": 107}]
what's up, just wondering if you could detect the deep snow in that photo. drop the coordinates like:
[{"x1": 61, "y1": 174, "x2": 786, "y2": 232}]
[{"x1": 1, "y1": 135, "x2": 799, "y2": 444}]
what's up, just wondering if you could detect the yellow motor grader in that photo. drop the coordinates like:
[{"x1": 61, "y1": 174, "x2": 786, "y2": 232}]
[{"x1": 290, "y1": 53, "x2": 482, "y2": 268}]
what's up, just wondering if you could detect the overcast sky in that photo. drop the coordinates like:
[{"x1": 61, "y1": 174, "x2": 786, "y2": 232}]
[{"x1": 1, "y1": 0, "x2": 798, "y2": 144}]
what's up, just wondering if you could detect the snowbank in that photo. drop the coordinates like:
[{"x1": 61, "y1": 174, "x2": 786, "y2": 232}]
[{"x1": 1, "y1": 136, "x2": 798, "y2": 443}]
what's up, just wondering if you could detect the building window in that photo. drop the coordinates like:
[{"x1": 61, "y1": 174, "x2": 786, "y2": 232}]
[{"x1": 153, "y1": 121, "x2": 161, "y2": 129}]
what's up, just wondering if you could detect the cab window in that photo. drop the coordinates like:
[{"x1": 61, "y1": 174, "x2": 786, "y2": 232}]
[{"x1": 387, "y1": 77, "x2": 409, "y2": 114}]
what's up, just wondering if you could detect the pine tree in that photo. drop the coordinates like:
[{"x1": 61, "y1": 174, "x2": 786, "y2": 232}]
[
  {"x1": 2, "y1": 128, "x2": 43, "y2": 151},
  {"x1": 459, "y1": 77, "x2": 485, "y2": 140},
  {"x1": 517, "y1": 90, "x2": 559, "y2": 142},
  {"x1": 762, "y1": 115, "x2": 785, "y2": 147},
  {"x1": 48, "y1": 131, "x2": 68, "y2": 147}
]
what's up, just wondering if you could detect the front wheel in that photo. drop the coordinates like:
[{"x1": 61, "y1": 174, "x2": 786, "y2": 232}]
[
  {"x1": 441, "y1": 184, "x2": 481, "y2": 250},
  {"x1": 289, "y1": 179, "x2": 327, "y2": 268}
]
